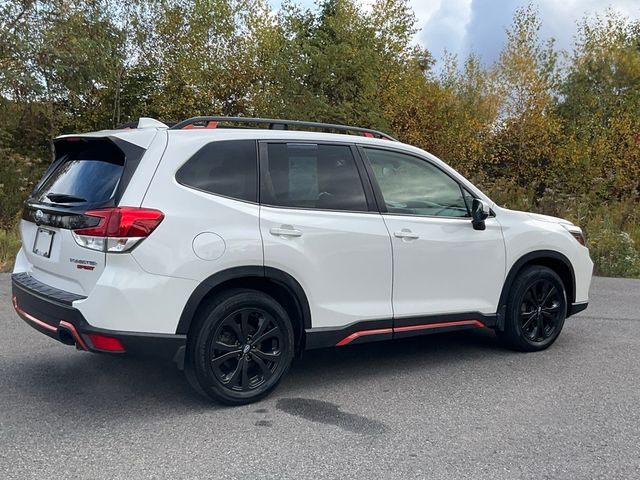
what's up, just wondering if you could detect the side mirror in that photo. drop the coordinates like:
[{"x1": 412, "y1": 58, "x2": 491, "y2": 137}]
[{"x1": 471, "y1": 199, "x2": 490, "y2": 231}]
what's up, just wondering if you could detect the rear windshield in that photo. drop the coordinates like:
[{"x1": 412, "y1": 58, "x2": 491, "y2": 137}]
[
  {"x1": 33, "y1": 140, "x2": 126, "y2": 207},
  {"x1": 34, "y1": 159, "x2": 124, "y2": 205}
]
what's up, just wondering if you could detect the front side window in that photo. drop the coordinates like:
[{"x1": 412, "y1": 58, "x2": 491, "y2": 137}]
[
  {"x1": 261, "y1": 143, "x2": 368, "y2": 212},
  {"x1": 363, "y1": 148, "x2": 469, "y2": 217},
  {"x1": 176, "y1": 140, "x2": 257, "y2": 202}
]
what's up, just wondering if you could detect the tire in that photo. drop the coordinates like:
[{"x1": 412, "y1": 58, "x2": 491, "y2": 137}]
[
  {"x1": 497, "y1": 265, "x2": 567, "y2": 352},
  {"x1": 185, "y1": 289, "x2": 295, "y2": 405}
]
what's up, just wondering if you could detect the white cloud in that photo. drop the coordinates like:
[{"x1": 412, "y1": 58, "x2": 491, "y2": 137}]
[
  {"x1": 414, "y1": 0, "x2": 472, "y2": 59},
  {"x1": 426, "y1": 0, "x2": 640, "y2": 65}
]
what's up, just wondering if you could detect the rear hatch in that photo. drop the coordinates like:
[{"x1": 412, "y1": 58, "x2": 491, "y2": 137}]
[{"x1": 21, "y1": 136, "x2": 147, "y2": 296}]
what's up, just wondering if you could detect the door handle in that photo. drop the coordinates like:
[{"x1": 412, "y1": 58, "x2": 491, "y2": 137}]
[
  {"x1": 269, "y1": 225, "x2": 303, "y2": 238},
  {"x1": 394, "y1": 229, "x2": 419, "y2": 240}
]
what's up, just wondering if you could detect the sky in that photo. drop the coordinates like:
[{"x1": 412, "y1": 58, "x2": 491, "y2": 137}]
[{"x1": 268, "y1": 0, "x2": 640, "y2": 66}]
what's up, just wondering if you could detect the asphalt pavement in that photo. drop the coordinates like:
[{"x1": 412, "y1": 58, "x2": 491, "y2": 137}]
[{"x1": 0, "y1": 274, "x2": 639, "y2": 479}]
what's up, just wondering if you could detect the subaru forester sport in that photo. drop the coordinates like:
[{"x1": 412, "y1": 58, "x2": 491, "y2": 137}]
[{"x1": 11, "y1": 116, "x2": 593, "y2": 405}]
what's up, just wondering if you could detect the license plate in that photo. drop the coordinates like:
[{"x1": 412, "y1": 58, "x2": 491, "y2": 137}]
[{"x1": 33, "y1": 228, "x2": 55, "y2": 258}]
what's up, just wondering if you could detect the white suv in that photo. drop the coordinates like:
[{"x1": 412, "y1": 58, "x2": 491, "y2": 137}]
[{"x1": 12, "y1": 116, "x2": 593, "y2": 405}]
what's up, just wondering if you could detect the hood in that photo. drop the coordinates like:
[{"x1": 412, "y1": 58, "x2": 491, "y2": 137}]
[{"x1": 526, "y1": 212, "x2": 574, "y2": 226}]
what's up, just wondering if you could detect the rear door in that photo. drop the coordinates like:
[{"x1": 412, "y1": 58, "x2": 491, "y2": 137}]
[
  {"x1": 19, "y1": 136, "x2": 148, "y2": 296},
  {"x1": 259, "y1": 141, "x2": 393, "y2": 329}
]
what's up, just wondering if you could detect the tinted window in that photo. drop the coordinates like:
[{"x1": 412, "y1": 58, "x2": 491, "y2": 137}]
[
  {"x1": 364, "y1": 148, "x2": 469, "y2": 217},
  {"x1": 176, "y1": 140, "x2": 257, "y2": 202},
  {"x1": 262, "y1": 143, "x2": 368, "y2": 212},
  {"x1": 35, "y1": 159, "x2": 123, "y2": 205},
  {"x1": 34, "y1": 140, "x2": 127, "y2": 206}
]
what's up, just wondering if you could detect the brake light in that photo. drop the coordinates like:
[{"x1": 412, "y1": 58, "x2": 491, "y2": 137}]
[{"x1": 72, "y1": 207, "x2": 164, "y2": 253}]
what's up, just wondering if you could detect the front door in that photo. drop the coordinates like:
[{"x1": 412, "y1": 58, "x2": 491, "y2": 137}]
[{"x1": 360, "y1": 146, "x2": 506, "y2": 324}]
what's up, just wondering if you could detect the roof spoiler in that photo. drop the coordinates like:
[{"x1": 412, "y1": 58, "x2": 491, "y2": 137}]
[{"x1": 137, "y1": 118, "x2": 169, "y2": 129}]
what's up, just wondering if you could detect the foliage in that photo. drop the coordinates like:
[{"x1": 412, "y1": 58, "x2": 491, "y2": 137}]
[
  {"x1": 587, "y1": 224, "x2": 640, "y2": 277},
  {"x1": 0, "y1": 0, "x2": 639, "y2": 276},
  {"x1": 0, "y1": 226, "x2": 21, "y2": 273}
]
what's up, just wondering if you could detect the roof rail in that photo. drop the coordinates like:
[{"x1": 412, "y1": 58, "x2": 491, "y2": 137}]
[{"x1": 169, "y1": 116, "x2": 397, "y2": 141}]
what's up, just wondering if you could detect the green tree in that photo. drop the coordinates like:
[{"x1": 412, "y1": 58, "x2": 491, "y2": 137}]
[
  {"x1": 557, "y1": 12, "x2": 640, "y2": 200},
  {"x1": 485, "y1": 5, "x2": 563, "y2": 201},
  {"x1": 252, "y1": 0, "x2": 426, "y2": 131}
]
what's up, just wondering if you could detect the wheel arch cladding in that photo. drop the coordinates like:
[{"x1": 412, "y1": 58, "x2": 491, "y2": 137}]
[
  {"x1": 177, "y1": 266, "x2": 311, "y2": 350},
  {"x1": 499, "y1": 250, "x2": 576, "y2": 318}
]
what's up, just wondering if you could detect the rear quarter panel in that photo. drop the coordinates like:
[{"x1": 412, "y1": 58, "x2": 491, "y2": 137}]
[{"x1": 131, "y1": 132, "x2": 263, "y2": 281}]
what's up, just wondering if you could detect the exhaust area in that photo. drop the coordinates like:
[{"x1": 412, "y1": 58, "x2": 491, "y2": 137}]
[{"x1": 57, "y1": 327, "x2": 76, "y2": 346}]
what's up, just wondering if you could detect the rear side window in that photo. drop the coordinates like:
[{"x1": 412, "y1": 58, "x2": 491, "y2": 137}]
[
  {"x1": 261, "y1": 143, "x2": 368, "y2": 212},
  {"x1": 176, "y1": 140, "x2": 258, "y2": 202},
  {"x1": 34, "y1": 140, "x2": 126, "y2": 206}
]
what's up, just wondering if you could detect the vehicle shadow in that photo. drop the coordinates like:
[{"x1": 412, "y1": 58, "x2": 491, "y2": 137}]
[
  {"x1": 3, "y1": 328, "x2": 511, "y2": 423},
  {"x1": 281, "y1": 327, "x2": 509, "y2": 395}
]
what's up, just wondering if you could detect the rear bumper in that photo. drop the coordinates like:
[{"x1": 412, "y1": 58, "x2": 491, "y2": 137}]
[{"x1": 11, "y1": 273, "x2": 185, "y2": 362}]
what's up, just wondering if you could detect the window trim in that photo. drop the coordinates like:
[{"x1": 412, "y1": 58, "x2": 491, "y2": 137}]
[
  {"x1": 357, "y1": 144, "x2": 479, "y2": 220},
  {"x1": 174, "y1": 139, "x2": 260, "y2": 204},
  {"x1": 258, "y1": 140, "x2": 378, "y2": 214}
]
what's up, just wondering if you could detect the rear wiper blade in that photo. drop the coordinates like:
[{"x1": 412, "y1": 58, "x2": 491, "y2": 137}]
[{"x1": 46, "y1": 193, "x2": 87, "y2": 203}]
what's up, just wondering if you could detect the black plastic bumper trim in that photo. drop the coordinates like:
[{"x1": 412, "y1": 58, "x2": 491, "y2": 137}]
[
  {"x1": 12, "y1": 276, "x2": 185, "y2": 361},
  {"x1": 12, "y1": 272, "x2": 86, "y2": 306},
  {"x1": 568, "y1": 301, "x2": 588, "y2": 317}
]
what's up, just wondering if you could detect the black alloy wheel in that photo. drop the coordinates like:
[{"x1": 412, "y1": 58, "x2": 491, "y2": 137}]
[
  {"x1": 498, "y1": 265, "x2": 567, "y2": 352},
  {"x1": 186, "y1": 289, "x2": 294, "y2": 405},
  {"x1": 519, "y1": 279, "x2": 563, "y2": 343},
  {"x1": 208, "y1": 308, "x2": 284, "y2": 392}
]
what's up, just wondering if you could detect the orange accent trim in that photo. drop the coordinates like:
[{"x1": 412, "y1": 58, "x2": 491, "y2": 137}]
[
  {"x1": 394, "y1": 320, "x2": 485, "y2": 333},
  {"x1": 59, "y1": 320, "x2": 89, "y2": 351},
  {"x1": 13, "y1": 295, "x2": 57, "y2": 333},
  {"x1": 335, "y1": 320, "x2": 486, "y2": 346},
  {"x1": 181, "y1": 122, "x2": 218, "y2": 130},
  {"x1": 336, "y1": 328, "x2": 393, "y2": 346},
  {"x1": 12, "y1": 295, "x2": 89, "y2": 351}
]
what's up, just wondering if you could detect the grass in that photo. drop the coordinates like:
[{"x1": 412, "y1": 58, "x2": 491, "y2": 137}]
[{"x1": 0, "y1": 225, "x2": 21, "y2": 273}]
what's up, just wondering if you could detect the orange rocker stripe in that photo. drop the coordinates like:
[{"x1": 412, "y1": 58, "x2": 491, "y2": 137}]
[
  {"x1": 337, "y1": 320, "x2": 485, "y2": 346},
  {"x1": 336, "y1": 328, "x2": 394, "y2": 346}
]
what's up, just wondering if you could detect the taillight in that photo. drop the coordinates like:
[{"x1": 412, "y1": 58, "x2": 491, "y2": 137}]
[{"x1": 72, "y1": 207, "x2": 164, "y2": 253}]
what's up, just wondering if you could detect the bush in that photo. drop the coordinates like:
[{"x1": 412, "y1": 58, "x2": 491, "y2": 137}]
[
  {"x1": 0, "y1": 225, "x2": 21, "y2": 273},
  {"x1": 585, "y1": 217, "x2": 640, "y2": 278}
]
